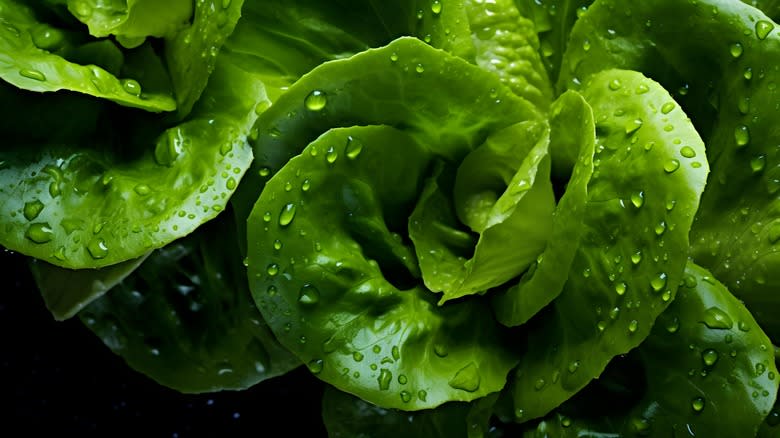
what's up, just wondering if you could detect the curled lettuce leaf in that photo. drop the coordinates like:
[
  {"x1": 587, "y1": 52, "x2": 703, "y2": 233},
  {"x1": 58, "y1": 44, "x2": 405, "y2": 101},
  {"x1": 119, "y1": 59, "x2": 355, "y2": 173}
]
[
  {"x1": 502, "y1": 69, "x2": 709, "y2": 422},
  {"x1": 245, "y1": 37, "x2": 542, "y2": 410},
  {"x1": 524, "y1": 263, "x2": 778, "y2": 437},
  {"x1": 559, "y1": 0, "x2": 780, "y2": 343},
  {"x1": 65, "y1": 0, "x2": 192, "y2": 43},
  {"x1": 78, "y1": 209, "x2": 300, "y2": 393},
  {"x1": 0, "y1": 0, "x2": 175, "y2": 111}
]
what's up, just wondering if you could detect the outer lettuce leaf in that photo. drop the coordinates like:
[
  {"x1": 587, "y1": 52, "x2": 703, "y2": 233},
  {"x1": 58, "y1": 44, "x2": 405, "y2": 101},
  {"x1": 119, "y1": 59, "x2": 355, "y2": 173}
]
[
  {"x1": 410, "y1": 121, "x2": 554, "y2": 303},
  {"x1": 524, "y1": 263, "x2": 778, "y2": 437},
  {"x1": 66, "y1": 0, "x2": 192, "y2": 43},
  {"x1": 742, "y1": 0, "x2": 780, "y2": 20},
  {"x1": 466, "y1": 0, "x2": 554, "y2": 110},
  {"x1": 322, "y1": 385, "x2": 499, "y2": 438},
  {"x1": 559, "y1": 0, "x2": 780, "y2": 342},
  {"x1": 0, "y1": 0, "x2": 175, "y2": 111},
  {"x1": 79, "y1": 209, "x2": 300, "y2": 393},
  {"x1": 505, "y1": 69, "x2": 709, "y2": 422},
  {"x1": 29, "y1": 252, "x2": 149, "y2": 320},
  {"x1": 0, "y1": 38, "x2": 265, "y2": 269},
  {"x1": 247, "y1": 126, "x2": 520, "y2": 410}
]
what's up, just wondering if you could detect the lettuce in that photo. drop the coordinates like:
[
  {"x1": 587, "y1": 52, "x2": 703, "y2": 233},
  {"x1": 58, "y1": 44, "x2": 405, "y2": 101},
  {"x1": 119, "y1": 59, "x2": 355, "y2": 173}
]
[{"x1": 5, "y1": 0, "x2": 780, "y2": 435}]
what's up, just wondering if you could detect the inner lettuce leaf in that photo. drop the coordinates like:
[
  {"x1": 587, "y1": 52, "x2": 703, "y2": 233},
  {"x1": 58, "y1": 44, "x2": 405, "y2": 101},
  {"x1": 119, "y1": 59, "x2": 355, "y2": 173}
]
[
  {"x1": 0, "y1": 0, "x2": 176, "y2": 111},
  {"x1": 409, "y1": 120, "x2": 554, "y2": 303},
  {"x1": 523, "y1": 263, "x2": 777, "y2": 437},
  {"x1": 78, "y1": 208, "x2": 300, "y2": 393},
  {"x1": 503, "y1": 69, "x2": 709, "y2": 422},
  {"x1": 247, "y1": 125, "x2": 521, "y2": 410},
  {"x1": 558, "y1": 0, "x2": 780, "y2": 342},
  {"x1": 0, "y1": 36, "x2": 267, "y2": 269}
]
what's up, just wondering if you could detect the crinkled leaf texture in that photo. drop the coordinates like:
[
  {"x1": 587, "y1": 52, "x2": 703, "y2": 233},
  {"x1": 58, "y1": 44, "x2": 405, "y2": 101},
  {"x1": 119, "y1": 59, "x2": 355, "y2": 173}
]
[{"x1": 80, "y1": 209, "x2": 300, "y2": 393}]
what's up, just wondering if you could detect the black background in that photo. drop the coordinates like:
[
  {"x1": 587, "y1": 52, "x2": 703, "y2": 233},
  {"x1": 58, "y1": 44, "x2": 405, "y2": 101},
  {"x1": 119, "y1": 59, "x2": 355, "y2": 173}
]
[{"x1": 1, "y1": 249, "x2": 327, "y2": 437}]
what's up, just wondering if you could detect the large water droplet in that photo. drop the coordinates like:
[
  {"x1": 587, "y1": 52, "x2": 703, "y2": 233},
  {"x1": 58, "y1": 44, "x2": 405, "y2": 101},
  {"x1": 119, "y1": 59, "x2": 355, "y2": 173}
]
[
  {"x1": 304, "y1": 90, "x2": 327, "y2": 111},
  {"x1": 663, "y1": 159, "x2": 680, "y2": 173},
  {"x1": 650, "y1": 273, "x2": 668, "y2": 292},
  {"x1": 734, "y1": 125, "x2": 750, "y2": 148},
  {"x1": 19, "y1": 69, "x2": 46, "y2": 82},
  {"x1": 121, "y1": 79, "x2": 142, "y2": 96},
  {"x1": 298, "y1": 284, "x2": 320, "y2": 305},
  {"x1": 448, "y1": 362, "x2": 480, "y2": 392},
  {"x1": 23, "y1": 200, "x2": 44, "y2": 221},
  {"x1": 278, "y1": 203, "x2": 296, "y2": 227},
  {"x1": 702, "y1": 349, "x2": 719, "y2": 367},
  {"x1": 31, "y1": 27, "x2": 64, "y2": 50},
  {"x1": 691, "y1": 396, "x2": 706, "y2": 413},
  {"x1": 729, "y1": 42, "x2": 743, "y2": 58},
  {"x1": 25, "y1": 222, "x2": 53, "y2": 243},
  {"x1": 702, "y1": 307, "x2": 733, "y2": 329},
  {"x1": 756, "y1": 20, "x2": 775, "y2": 40},
  {"x1": 345, "y1": 136, "x2": 363, "y2": 160},
  {"x1": 378, "y1": 368, "x2": 392, "y2": 390},
  {"x1": 630, "y1": 191, "x2": 644, "y2": 208},
  {"x1": 431, "y1": 0, "x2": 442, "y2": 14},
  {"x1": 87, "y1": 238, "x2": 109, "y2": 259}
]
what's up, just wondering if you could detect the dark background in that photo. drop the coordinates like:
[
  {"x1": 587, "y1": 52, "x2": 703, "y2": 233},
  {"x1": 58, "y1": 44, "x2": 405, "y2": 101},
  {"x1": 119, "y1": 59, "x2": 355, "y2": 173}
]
[{"x1": 1, "y1": 249, "x2": 327, "y2": 437}]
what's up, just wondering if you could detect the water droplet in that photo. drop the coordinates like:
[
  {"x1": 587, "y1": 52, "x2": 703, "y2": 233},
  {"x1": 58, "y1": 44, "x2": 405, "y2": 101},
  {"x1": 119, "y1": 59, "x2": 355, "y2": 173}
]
[
  {"x1": 583, "y1": 38, "x2": 592, "y2": 51},
  {"x1": 23, "y1": 200, "x2": 44, "y2": 221},
  {"x1": 666, "y1": 316, "x2": 680, "y2": 333},
  {"x1": 738, "y1": 321, "x2": 751, "y2": 332},
  {"x1": 729, "y1": 42, "x2": 743, "y2": 58},
  {"x1": 418, "y1": 390, "x2": 427, "y2": 401},
  {"x1": 304, "y1": 90, "x2": 327, "y2": 111},
  {"x1": 431, "y1": 0, "x2": 442, "y2": 14},
  {"x1": 651, "y1": 273, "x2": 668, "y2": 292},
  {"x1": 31, "y1": 27, "x2": 64, "y2": 50},
  {"x1": 691, "y1": 397, "x2": 705, "y2": 413},
  {"x1": 680, "y1": 146, "x2": 696, "y2": 158},
  {"x1": 397, "y1": 374, "x2": 407, "y2": 385},
  {"x1": 259, "y1": 167, "x2": 271, "y2": 177},
  {"x1": 226, "y1": 177, "x2": 237, "y2": 190},
  {"x1": 19, "y1": 69, "x2": 46, "y2": 82},
  {"x1": 609, "y1": 306, "x2": 621, "y2": 320},
  {"x1": 390, "y1": 52, "x2": 399, "y2": 62},
  {"x1": 702, "y1": 307, "x2": 733, "y2": 329},
  {"x1": 278, "y1": 203, "x2": 297, "y2": 227},
  {"x1": 738, "y1": 97, "x2": 750, "y2": 115},
  {"x1": 751, "y1": 155, "x2": 766, "y2": 173},
  {"x1": 433, "y1": 343, "x2": 448, "y2": 357},
  {"x1": 400, "y1": 390, "x2": 412, "y2": 403},
  {"x1": 615, "y1": 282, "x2": 627, "y2": 296},
  {"x1": 266, "y1": 263, "x2": 279, "y2": 276},
  {"x1": 655, "y1": 221, "x2": 667, "y2": 236},
  {"x1": 630, "y1": 191, "x2": 645, "y2": 208},
  {"x1": 631, "y1": 250, "x2": 642, "y2": 265},
  {"x1": 415, "y1": 63, "x2": 425, "y2": 74},
  {"x1": 663, "y1": 159, "x2": 680, "y2": 173},
  {"x1": 298, "y1": 284, "x2": 320, "y2": 305},
  {"x1": 87, "y1": 238, "x2": 109, "y2": 259},
  {"x1": 121, "y1": 79, "x2": 142, "y2": 96},
  {"x1": 449, "y1": 362, "x2": 480, "y2": 392},
  {"x1": 25, "y1": 222, "x2": 53, "y2": 243},
  {"x1": 628, "y1": 320, "x2": 639, "y2": 333},
  {"x1": 325, "y1": 146, "x2": 338, "y2": 163},
  {"x1": 661, "y1": 102, "x2": 676, "y2": 114},
  {"x1": 608, "y1": 79, "x2": 622, "y2": 90},
  {"x1": 625, "y1": 118, "x2": 643, "y2": 134},
  {"x1": 744, "y1": 67, "x2": 753, "y2": 80},
  {"x1": 756, "y1": 362, "x2": 767, "y2": 376},
  {"x1": 734, "y1": 125, "x2": 750, "y2": 148},
  {"x1": 756, "y1": 20, "x2": 774, "y2": 40},
  {"x1": 702, "y1": 349, "x2": 719, "y2": 367},
  {"x1": 567, "y1": 360, "x2": 580, "y2": 373},
  {"x1": 378, "y1": 369, "x2": 392, "y2": 390},
  {"x1": 345, "y1": 136, "x2": 363, "y2": 160},
  {"x1": 308, "y1": 359, "x2": 323, "y2": 374}
]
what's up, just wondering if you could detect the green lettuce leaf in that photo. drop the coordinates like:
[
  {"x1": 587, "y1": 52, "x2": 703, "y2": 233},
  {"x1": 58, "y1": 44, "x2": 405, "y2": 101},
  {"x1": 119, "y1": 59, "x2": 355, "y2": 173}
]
[
  {"x1": 79, "y1": 208, "x2": 300, "y2": 393},
  {"x1": 559, "y1": 0, "x2": 780, "y2": 343},
  {"x1": 524, "y1": 263, "x2": 778, "y2": 437},
  {"x1": 65, "y1": 0, "x2": 192, "y2": 44},
  {"x1": 0, "y1": 0, "x2": 175, "y2": 111},
  {"x1": 410, "y1": 121, "x2": 554, "y2": 303},
  {"x1": 505, "y1": 69, "x2": 709, "y2": 422},
  {"x1": 247, "y1": 125, "x2": 520, "y2": 410}
]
